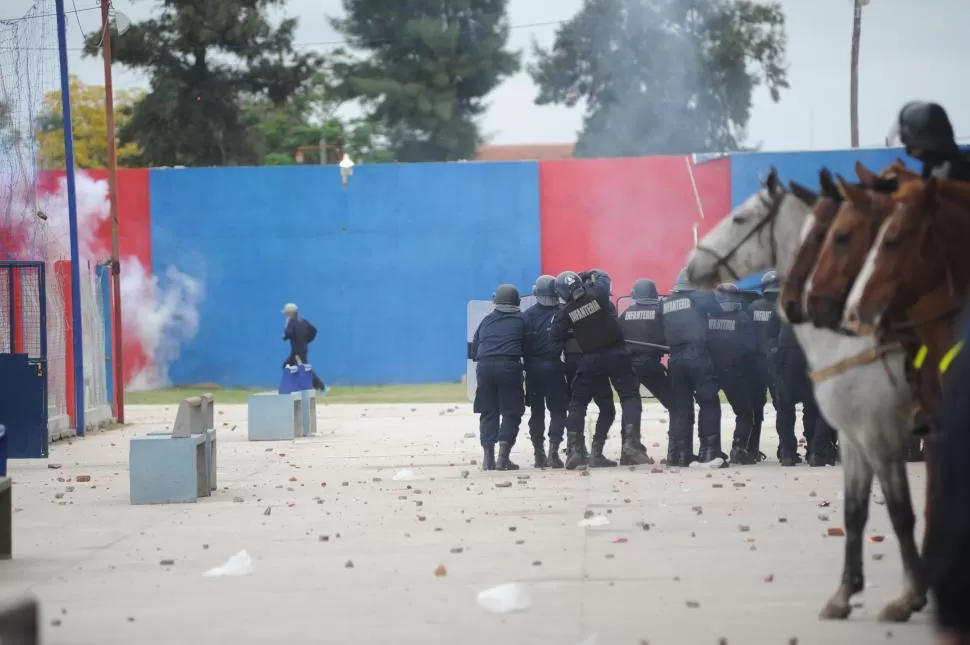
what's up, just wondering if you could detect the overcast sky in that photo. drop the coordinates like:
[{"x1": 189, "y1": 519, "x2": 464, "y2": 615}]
[{"x1": 4, "y1": 0, "x2": 969, "y2": 151}]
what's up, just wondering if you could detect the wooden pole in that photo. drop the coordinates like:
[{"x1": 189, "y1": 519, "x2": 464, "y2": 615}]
[
  {"x1": 849, "y1": 0, "x2": 862, "y2": 148},
  {"x1": 101, "y1": 0, "x2": 125, "y2": 423}
]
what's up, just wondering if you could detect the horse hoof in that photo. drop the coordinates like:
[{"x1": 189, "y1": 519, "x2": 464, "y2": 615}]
[
  {"x1": 877, "y1": 601, "x2": 913, "y2": 623},
  {"x1": 820, "y1": 601, "x2": 852, "y2": 620}
]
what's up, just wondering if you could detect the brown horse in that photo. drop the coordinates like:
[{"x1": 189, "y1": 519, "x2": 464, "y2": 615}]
[{"x1": 779, "y1": 169, "x2": 847, "y2": 324}]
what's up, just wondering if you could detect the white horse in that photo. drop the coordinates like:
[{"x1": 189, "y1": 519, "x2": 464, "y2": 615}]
[{"x1": 684, "y1": 170, "x2": 926, "y2": 623}]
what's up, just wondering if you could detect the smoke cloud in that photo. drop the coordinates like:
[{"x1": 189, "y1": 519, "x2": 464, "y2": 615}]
[{"x1": 3, "y1": 170, "x2": 204, "y2": 390}]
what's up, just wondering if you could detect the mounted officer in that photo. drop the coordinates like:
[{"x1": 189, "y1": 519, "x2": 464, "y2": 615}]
[{"x1": 889, "y1": 101, "x2": 970, "y2": 181}]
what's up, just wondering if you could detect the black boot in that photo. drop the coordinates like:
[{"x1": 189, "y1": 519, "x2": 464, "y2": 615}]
[
  {"x1": 496, "y1": 441, "x2": 519, "y2": 471},
  {"x1": 547, "y1": 440, "x2": 565, "y2": 469},
  {"x1": 621, "y1": 425, "x2": 654, "y2": 466},
  {"x1": 747, "y1": 425, "x2": 766, "y2": 462},
  {"x1": 589, "y1": 440, "x2": 618, "y2": 468},
  {"x1": 730, "y1": 445, "x2": 757, "y2": 465},
  {"x1": 697, "y1": 435, "x2": 728, "y2": 468},
  {"x1": 532, "y1": 440, "x2": 547, "y2": 468},
  {"x1": 565, "y1": 433, "x2": 589, "y2": 470},
  {"x1": 905, "y1": 437, "x2": 924, "y2": 463},
  {"x1": 777, "y1": 443, "x2": 797, "y2": 467},
  {"x1": 809, "y1": 441, "x2": 838, "y2": 467},
  {"x1": 482, "y1": 444, "x2": 496, "y2": 471}
]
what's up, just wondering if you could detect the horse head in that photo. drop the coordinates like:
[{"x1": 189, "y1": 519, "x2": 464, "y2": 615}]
[
  {"x1": 804, "y1": 174, "x2": 897, "y2": 331},
  {"x1": 686, "y1": 168, "x2": 812, "y2": 289},
  {"x1": 847, "y1": 177, "x2": 970, "y2": 331},
  {"x1": 779, "y1": 169, "x2": 841, "y2": 324}
]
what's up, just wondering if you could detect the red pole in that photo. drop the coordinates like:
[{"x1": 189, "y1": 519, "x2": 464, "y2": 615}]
[{"x1": 101, "y1": 0, "x2": 125, "y2": 422}]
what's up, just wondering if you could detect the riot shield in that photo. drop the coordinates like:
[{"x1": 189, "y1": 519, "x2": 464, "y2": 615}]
[{"x1": 466, "y1": 297, "x2": 535, "y2": 402}]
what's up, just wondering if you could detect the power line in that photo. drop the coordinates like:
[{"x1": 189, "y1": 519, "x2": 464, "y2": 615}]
[
  {"x1": 0, "y1": 4, "x2": 100, "y2": 23},
  {"x1": 7, "y1": 14, "x2": 568, "y2": 52}
]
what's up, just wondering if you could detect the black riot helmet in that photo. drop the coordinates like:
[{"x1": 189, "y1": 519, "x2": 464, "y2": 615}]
[
  {"x1": 554, "y1": 271, "x2": 586, "y2": 302},
  {"x1": 492, "y1": 284, "x2": 520, "y2": 308},
  {"x1": 760, "y1": 270, "x2": 780, "y2": 294},
  {"x1": 715, "y1": 283, "x2": 743, "y2": 312},
  {"x1": 631, "y1": 278, "x2": 659, "y2": 304},
  {"x1": 532, "y1": 274, "x2": 558, "y2": 306},
  {"x1": 890, "y1": 101, "x2": 959, "y2": 159},
  {"x1": 672, "y1": 268, "x2": 695, "y2": 293}
]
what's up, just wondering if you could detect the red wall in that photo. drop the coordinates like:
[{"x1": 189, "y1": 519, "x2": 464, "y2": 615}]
[
  {"x1": 538, "y1": 156, "x2": 732, "y2": 298},
  {"x1": 36, "y1": 168, "x2": 153, "y2": 385}
]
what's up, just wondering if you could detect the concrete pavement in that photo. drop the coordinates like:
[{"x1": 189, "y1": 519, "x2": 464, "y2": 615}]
[{"x1": 0, "y1": 401, "x2": 931, "y2": 644}]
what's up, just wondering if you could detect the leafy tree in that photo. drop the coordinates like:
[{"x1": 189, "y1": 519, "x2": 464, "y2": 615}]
[
  {"x1": 35, "y1": 76, "x2": 143, "y2": 169},
  {"x1": 83, "y1": 0, "x2": 321, "y2": 167},
  {"x1": 331, "y1": 0, "x2": 521, "y2": 162},
  {"x1": 242, "y1": 72, "x2": 393, "y2": 165},
  {"x1": 530, "y1": 0, "x2": 789, "y2": 157}
]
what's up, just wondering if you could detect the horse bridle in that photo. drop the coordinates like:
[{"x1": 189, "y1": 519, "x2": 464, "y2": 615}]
[{"x1": 693, "y1": 188, "x2": 787, "y2": 283}]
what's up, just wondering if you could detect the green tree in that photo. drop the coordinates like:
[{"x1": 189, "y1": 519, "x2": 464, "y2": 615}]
[
  {"x1": 242, "y1": 72, "x2": 393, "y2": 165},
  {"x1": 83, "y1": 0, "x2": 321, "y2": 167},
  {"x1": 530, "y1": 0, "x2": 789, "y2": 157},
  {"x1": 330, "y1": 0, "x2": 521, "y2": 162}
]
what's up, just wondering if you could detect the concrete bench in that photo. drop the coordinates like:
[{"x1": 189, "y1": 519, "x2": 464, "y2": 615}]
[
  {"x1": 247, "y1": 390, "x2": 316, "y2": 441},
  {"x1": 128, "y1": 395, "x2": 218, "y2": 505},
  {"x1": 0, "y1": 596, "x2": 38, "y2": 645},
  {"x1": 0, "y1": 477, "x2": 10, "y2": 560}
]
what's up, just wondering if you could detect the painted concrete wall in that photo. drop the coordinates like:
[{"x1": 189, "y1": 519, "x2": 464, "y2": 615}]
[{"x1": 149, "y1": 162, "x2": 542, "y2": 386}]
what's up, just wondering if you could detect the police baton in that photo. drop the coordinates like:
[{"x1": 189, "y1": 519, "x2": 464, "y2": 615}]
[{"x1": 625, "y1": 339, "x2": 670, "y2": 352}]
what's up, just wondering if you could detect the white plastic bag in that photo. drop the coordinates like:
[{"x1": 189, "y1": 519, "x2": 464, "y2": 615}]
[
  {"x1": 203, "y1": 550, "x2": 254, "y2": 577},
  {"x1": 476, "y1": 583, "x2": 531, "y2": 614},
  {"x1": 577, "y1": 515, "x2": 610, "y2": 527},
  {"x1": 392, "y1": 469, "x2": 416, "y2": 481}
]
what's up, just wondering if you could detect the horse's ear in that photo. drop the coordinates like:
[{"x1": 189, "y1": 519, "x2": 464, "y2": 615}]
[
  {"x1": 788, "y1": 180, "x2": 818, "y2": 205},
  {"x1": 819, "y1": 169, "x2": 839, "y2": 201},
  {"x1": 836, "y1": 174, "x2": 869, "y2": 206},
  {"x1": 855, "y1": 161, "x2": 879, "y2": 185},
  {"x1": 764, "y1": 167, "x2": 780, "y2": 194}
]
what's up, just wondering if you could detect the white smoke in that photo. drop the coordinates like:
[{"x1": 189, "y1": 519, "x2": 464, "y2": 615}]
[
  {"x1": 123, "y1": 259, "x2": 204, "y2": 391},
  {"x1": 35, "y1": 171, "x2": 205, "y2": 391}
]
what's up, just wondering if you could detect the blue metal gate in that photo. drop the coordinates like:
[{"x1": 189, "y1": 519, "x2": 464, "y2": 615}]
[{"x1": 0, "y1": 261, "x2": 49, "y2": 462}]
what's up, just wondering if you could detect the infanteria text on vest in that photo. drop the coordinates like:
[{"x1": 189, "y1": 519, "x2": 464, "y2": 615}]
[
  {"x1": 568, "y1": 299, "x2": 602, "y2": 322},
  {"x1": 709, "y1": 319, "x2": 737, "y2": 332},
  {"x1": 753, "y1": 310, "x2": 772, "y2": 322},
  {"x1": 663, "y1": 298, "x2": 691, "y2": 313},
  {"x1": 624, "y1": 309, "x2": 656, "y2": 320}
]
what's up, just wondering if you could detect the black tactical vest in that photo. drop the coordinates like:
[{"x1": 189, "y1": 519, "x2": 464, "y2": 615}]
[
  {"x1": 620, "y1": 302, "x2": 665, "y2": 354},
  {"x1": 707, "y1": 310, "x2": 742, "y2": 366},
  {"x1": 662, "y1": 293, "x2": 707, "y2": 348},
  {"x1": 563, "y1": 292, "x2": 624, "y2": 353},
  {"x1": 748, "y1": 297, "x2": 779, "y2": 355}
]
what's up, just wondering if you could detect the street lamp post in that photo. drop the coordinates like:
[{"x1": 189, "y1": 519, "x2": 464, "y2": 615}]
[{"x1": 849, "y1": 0, "x2": 869, "y2": 148}]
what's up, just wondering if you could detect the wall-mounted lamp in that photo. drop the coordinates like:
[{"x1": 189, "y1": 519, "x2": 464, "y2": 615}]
[{"x1": 339, "y1": 153, "x2": 355, "y2": 189}]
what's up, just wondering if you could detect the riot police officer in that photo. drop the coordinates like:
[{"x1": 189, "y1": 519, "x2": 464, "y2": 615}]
[
  {"x1": 890, "y1": 101, "x2": 970, "y2": 181},
  {"x1": 523, "y1": 275, "x2": 569, "y2": 468},
  {"x1": 708, "y1": 283, "x2": 758, "y2": 465},
  {"x1": 747, "y1": 271, "x2": 781, "y2": 460},
  {"x1": 552, "y1": 270, "x2": 652, "y2": 469},
  {"x1": 662, "y1": 270, "x2": 723, "y2": 467},
  {"x1": 563, "y1": 334, "x2": 617, "y2": 467},
  {"x1": 620, "y1": 279, "x2": 672, "y2": 410},
  {"x1": 471, "y1": 284, "x2": 529, "y2": 471}
]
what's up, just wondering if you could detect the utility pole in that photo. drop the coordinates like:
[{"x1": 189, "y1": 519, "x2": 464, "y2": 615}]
[
  {"x1": 849, "y1": 0, "x2": 865, "y2": 148},
  {"x1": 100, "y1": 0, "x2": 125, "y2": 423}
]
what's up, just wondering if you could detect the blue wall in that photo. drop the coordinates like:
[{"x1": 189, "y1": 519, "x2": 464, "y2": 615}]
[
  {"x1": 729, "y1": 147, "x2": 913, "y2": 207},
  {"x1": 150, "y1": 163, "x2": 542, "y2": 386}
]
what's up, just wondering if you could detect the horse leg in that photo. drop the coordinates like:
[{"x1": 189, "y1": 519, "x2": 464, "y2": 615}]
[
  {"x1": 873, "y1": 456, "x2": 928, "y2": 622},
  {"x1": 821, "y1": 440, "x2": 873, "y2": 620}
]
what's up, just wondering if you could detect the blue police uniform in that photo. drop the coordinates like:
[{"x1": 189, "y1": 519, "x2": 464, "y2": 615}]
[
  {"x1": 564, "y1": 335, "x2": 616, "y2": 454},
  {"x1": 472, "y1": 308, "x2": 529, "y2": 470},
  {"x1": 552, "y1": 272, "x2": 652, "y2": 469},
  {"x1": 747, "y1": 292, "x2": 780, "y2": 458},
  {"x1": 620, "y1": 301, "x2": 673, "y2": 410},
  {"x1": 662, "y1": 284, "x2": 723, "y2": 466},
  {"x1": 707, "y1": 295, "x2": 757, "y2": 464},
  {"x1": 522, "y1": 300, "x2": 569, "y2": 468},
  {"x1": 772, "y1": 323, "x2": 837, "y2": 466},
  {"x1": 925, "y1": 308, "x2": 970, "y2": 638}
]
